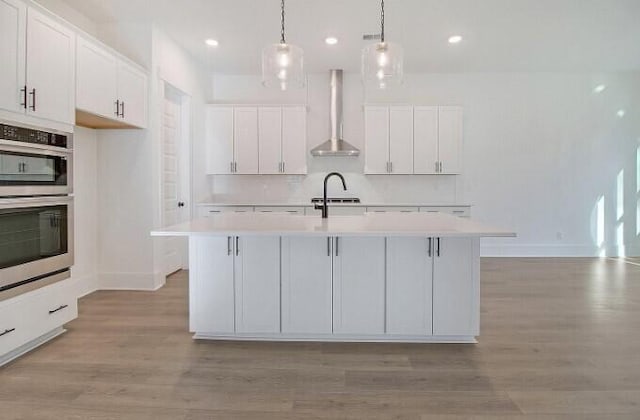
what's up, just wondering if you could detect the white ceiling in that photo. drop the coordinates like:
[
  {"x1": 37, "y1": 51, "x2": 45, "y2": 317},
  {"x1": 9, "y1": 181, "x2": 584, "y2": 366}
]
[{"x1": 58, "y1": 0, "x2": 640, "y2": 74}]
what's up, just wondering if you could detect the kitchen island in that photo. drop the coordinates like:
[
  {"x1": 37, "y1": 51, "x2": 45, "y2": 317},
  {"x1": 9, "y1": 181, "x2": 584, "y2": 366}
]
[{"x1": 152, "y1": 212, "x2": 514, "y2": 343}]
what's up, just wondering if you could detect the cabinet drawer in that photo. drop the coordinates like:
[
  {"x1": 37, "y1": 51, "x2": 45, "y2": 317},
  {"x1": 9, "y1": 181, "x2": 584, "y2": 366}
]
[
  {"x1": 366, "y1": 207, "x2": 419, "y2": 213},
  {"x1": 420, "y1": 207, "x2": 471, "y2": 218},
  {"x1": 254, "y1": 206, "x2": 304, "y2": 214},
  {"x1": 199, "y1": 206, "x2": 254, "y2": 217},
  {"x1": 0, "y1": 301, "x2": 28, "y2": 357},
  {"x1": 29, "y1": 283, "x2": 78, "y2": 337}
]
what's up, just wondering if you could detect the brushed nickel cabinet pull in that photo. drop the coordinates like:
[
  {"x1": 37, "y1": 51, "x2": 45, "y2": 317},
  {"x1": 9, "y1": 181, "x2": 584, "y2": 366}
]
[
  {"x1": 20, "y1": 86, "x2": 27, "y2": 109},
  {"x1": 335, "y1": 237, "x2": 339, "y2": 257},
  {"x1": 29, "y1": 88, "x2": 36, "y2": 111},
  {"x1": 327, "y1": 237, "x2": 331, "y2": 256},
  {"x1": 436, "y1": 238, "x2": 441, "y2": 257},
  {"x1": 235, "y1": 237, "x2": 239, "y2": 256},
  {"x1": 428, "y1": 238, "x2": 432, "y2": 257},
  {"x1": 227, "y1": 236, "x2": 232, "y2": 255}
]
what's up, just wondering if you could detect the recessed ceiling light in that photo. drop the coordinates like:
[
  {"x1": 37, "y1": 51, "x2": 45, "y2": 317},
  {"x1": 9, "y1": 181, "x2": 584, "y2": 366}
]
[
  {"x1": 325, "y1": 37, "x2": 338, "y2": 45},
  {"x1": 617, "y1": 109, "x2": 626, "y2": 118},
  {"x1": 205, "y1": 39, "x2": 219, "y2": 47},
  {"x1": 593, "y1": 84, "x2": 606, "y2": 93},
  {"x1": 448, "y1": 35, "x2": 463, "y2": 44}
]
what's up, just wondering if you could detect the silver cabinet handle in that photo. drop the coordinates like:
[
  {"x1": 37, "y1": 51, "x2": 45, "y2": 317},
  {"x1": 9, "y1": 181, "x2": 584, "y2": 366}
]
[
  {"x1": 120, "y1": 101, "x2": 125, "y2": 118},
  {"x1": 327, "y1": 237, "x2": 331, "y2": 256},
  {"x1": 230, "y1": 162, "x2": 233, "y2": 173},
  {"x1": 115, "y1": 100, "x2": 120, "y2": 116},
  {"x1": 0, "y1": 328, "x2": 16, "y2": 337},
  {"x1": 234, "y1": 162, "x2": 238, "y2": 173},
  {"x1": 435, "y1": 161, "x2": 439, "y2": 173},
  {"x1": 436, "y1": 238, "x2": 441, "y2": 257},
  {"x1": 29, "y1": 88, "x2": 36, "y2": 111},
  {"x1": 335, "y1": 237, "x2": 339, "y2": 256},
  {"x1": 227, "y1": 236, "x2": 232, "y2": 255},
  {"x1": 428, "y1": 238, "x2": 432, "y2": 257},
  {"x1": 439, "y1": 162, "x2": 443, "y2": 173},
  {"x1": 235, "y1": 237, "x2": 239, "y2": 256},
  {"x1": 20, "y1": 85, "x2": 27, "y2": 109},
  {"x1": 282, "y1": 161, "x2": 285, "y2": 173}
]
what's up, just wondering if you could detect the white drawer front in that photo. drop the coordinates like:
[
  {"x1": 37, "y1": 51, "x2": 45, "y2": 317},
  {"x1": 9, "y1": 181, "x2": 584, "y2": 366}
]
[
  {"x1": 29, "y1": 282, "x2": 78, "y2": 338},
  {"x1": 0, "y1": 301, "x2": 28, "y2": 356},
  {"x1": 366, "y1": 207, "x2": 419, "y2": 213},
  {"x1": 254, "y1": 206, "x2": 304, "y2": 214},
  {"x1": 199, "y1": 206, "x2": 254, "y2": 217},
  {"x1": 420, "y1": 207, "x2": 471, "y2": 218}
]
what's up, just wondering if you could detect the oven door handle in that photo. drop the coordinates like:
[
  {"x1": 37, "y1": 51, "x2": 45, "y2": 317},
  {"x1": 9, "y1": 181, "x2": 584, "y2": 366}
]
[
  {"x1": 0, "y1": 196, "x2": 73, "y2": 210},
  {"x1": 0, "y1": 140, "x2": 72, "y2": 157}
]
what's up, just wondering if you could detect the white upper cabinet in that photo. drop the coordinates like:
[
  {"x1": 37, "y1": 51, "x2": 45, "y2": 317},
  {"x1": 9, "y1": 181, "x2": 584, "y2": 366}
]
[
  {"x1": 76, "y1": 35, "x2": 147, "y2": 128},
  {"x1": 365, "y1": 105, "x2": 414, "y2": 174},
  {"x1": 364, "y1": 106, "x2": 389, "y2": 174},
  {"x1": 281, "y1": 106, "x2": 307, "y2": 174},
  {"x1": 388, "y1": 106, "x2": 414, "y2": 174},
  {"x1": 437, "y1": 106, "x2": 463, "y2": 174},
  {"x1": 366, "y1": 105, "x2": 463, "y2": 175},
  {"x1": 76, "y1": 36, "x2": 118, "y2": 119},
  {"x1": 208, "y1": 105, "x2": 306, "y2": 175},
  {"x1": 414, "y1": 106, "x2": 439, "y2": 174},
  {"x1": 258, "y1": 107, "x2": 282, "y2": 175},
  {"x1": 117, "y1": 63, "x2": 147, "y2": 128},
  {"x1": 0, "y1": 0, "x2": 26, "y2": 115},
  {"x1": 233, "y1": 107, "x2": 259, "y2": 174},
  {"x1": 0, "y1": 4, "x2": 75, "y2": 125},
  {"x1": 206, "y1": 107, "x2": 234, "y2": 174},
  {"x1": 26, "y1": 8, "x2": 75, "y2": 125}
]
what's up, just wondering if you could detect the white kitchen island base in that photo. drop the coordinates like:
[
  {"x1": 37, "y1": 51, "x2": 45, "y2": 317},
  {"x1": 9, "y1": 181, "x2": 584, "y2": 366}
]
[{"x1": 152, "y1": 213, "x2": 514, "y2": 344}]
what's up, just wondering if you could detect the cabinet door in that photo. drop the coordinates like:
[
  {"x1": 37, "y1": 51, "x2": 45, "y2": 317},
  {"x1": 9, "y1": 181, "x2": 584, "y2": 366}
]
[
  {"x1": 26, "y1": 8, "x2": 75, "y2": 125},
  {"x1": 438, "y1": 106, "x2": 463, "y2": 174},
  {"x1": 117, "y1": 62, "x2": 147, "y2": 128},
  {"x1": 189, "y1": 236, "x2": 235, "y2": 334},
  {"x1": 281, "y1": 106, "x2": 307, "y2": 174},
  {"x1": 281, "y1": 237, "x2": 333, "y2": 334},
  {"x1": 205, "y1": 107, "x2": 234, "y2": 174},
  {"x1": 433, "y1": 237, "x2": 478, "y2": 336},
  {"x1": 388, "y1": 106, "x2": 414, "y2": 174},
  {"x1": 233, "y1": 107, "x2": 259, "y2": 174},
  {"x1": 386, "y1": 237, "x2": 433, "y2": 335},
  {"x1": 414, "y1": 106, "x2": 439, "y2": 174},
  {"x1": 76, "y1": 36, "x2": 118, "y2": 119},
  {"x1": 0, "y1": 0, "x2": 26, "y2": 114},
  {"x1": 258, "y1": 107, "x2": 282, "y2": 174},
  {"x1": 333, "y1": 237, "x2": 385, "y2": 335},
  {"x1": 235, "y1": 236, "x2": 281, "y2": 334},
  {"x1": 364, "y1": 106, "x2": 389, "y2": 174}
]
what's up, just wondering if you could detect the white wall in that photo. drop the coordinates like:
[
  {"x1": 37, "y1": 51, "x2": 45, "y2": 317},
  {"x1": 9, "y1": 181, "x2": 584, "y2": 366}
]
[
  {"x1": 71, "y1": 127, "x2": 98, "y2": 296},
  {"x1": 201, "y1": 71, "x2": 640, "y2": 257}
]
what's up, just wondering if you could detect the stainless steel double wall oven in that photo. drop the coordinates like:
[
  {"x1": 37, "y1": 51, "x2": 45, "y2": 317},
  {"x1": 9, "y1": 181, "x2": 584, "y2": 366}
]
[{"x1": 0, "y1": 121, "x2": 74, "y2": 297}]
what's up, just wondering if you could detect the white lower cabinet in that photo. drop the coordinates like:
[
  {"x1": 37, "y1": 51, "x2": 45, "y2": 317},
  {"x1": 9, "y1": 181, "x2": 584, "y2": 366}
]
[
  {"x1": 190, "y1": 236, "x2": 281, "y2": 335},
  {"x1": 432, "y1": 237, "x2": 478, "y2": 336},
  {"x1": 281, "y1": 236, "x2": 333, "y2": 334},
  {"x1": 190, "y1": 236, "x2": 235, "y2": 334},
  {"x1": 386, "y1": 237, "x2": 433, "y2": 335},
  {"x1": 333, "y1": 237, "x2": 386, "y2": 335},
  {"x1": 189, "y1": 234, "x2": 479, "y2": 341},
  {"x1": 235, "y1": 236, "x2": 281, "y2": 334},
  {"x1": 0, "y1": 279, "x2": 78, "y2": 365}
]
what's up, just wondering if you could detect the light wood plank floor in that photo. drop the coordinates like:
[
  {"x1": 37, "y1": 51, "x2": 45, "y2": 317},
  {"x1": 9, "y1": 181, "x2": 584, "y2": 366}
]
[{"x1": 2, "y1": 258, "x2": 640, "y2": 419}]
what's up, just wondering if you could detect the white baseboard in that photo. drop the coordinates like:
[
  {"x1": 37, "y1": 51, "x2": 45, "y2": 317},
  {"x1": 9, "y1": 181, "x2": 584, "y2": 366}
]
[
  {"x1": 71, "y1": 273, "x2": 99, "y2": 298},
  {"x1": 0, "y1": 327, "x2": 66, "y2": 367},
  {"x1": 481, "y1": 243, "x2": 640, "y2": 257},
  {"x1": 98, "y1": 271, "x2": 166, "y2": 291}
]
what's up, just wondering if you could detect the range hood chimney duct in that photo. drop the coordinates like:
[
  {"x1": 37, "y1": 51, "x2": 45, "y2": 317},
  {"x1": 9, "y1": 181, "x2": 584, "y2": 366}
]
[{"x1": 310, "y1": 70, "x2": 360, "y2": 157}]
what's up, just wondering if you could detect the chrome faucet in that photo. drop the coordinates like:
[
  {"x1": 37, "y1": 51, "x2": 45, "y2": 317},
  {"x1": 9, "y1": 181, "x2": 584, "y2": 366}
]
[{"x1": 315, "y1": 172, "x2": 347, "y2": 219}]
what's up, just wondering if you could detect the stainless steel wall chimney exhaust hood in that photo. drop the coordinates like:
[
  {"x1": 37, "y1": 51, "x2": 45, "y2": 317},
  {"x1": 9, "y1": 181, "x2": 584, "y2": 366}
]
[{"x1": 310, "y1": 70, "x2": 360, "y2": 157}]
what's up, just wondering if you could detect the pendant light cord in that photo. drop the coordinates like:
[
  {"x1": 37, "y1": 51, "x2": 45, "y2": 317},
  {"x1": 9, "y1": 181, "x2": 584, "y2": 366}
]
[
  {"x1": 281, "y1": 0, "x2": 286, "y2": 44},
  {"x1": 380, "y1": 0, "x2": 385, "y2": 42}
]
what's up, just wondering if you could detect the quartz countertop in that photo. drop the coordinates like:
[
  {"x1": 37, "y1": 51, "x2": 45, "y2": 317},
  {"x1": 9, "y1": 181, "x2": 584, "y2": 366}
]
[
  {"x1": 196, "y1": 201, "x2": 472, "y2": 208},
  {"x1": 151, "y1": 212, "x2": 514, "y2": 238}
]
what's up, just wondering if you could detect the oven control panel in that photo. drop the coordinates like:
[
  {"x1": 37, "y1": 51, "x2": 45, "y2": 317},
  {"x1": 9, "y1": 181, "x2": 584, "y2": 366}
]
[{"x1": 1, "y1": 123, "x2": 68, "y2": 148}]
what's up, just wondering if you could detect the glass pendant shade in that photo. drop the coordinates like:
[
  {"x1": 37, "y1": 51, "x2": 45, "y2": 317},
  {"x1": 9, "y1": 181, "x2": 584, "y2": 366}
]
[
  {"x1": 362, "y1": 41, "x2": 404, "y2": 89},
  {"x1": 262, "y1": 43, "x2": 304, "y2": 90}
]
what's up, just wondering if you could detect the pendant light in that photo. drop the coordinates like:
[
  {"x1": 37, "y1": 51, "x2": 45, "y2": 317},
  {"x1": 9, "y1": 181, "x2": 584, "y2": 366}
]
[
  {"x1": 362, "y1": 0, "x2": 403, "y2": 89},
  {"x1": 262, "y1": 0, "x2": 304, "y2": 90}
]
